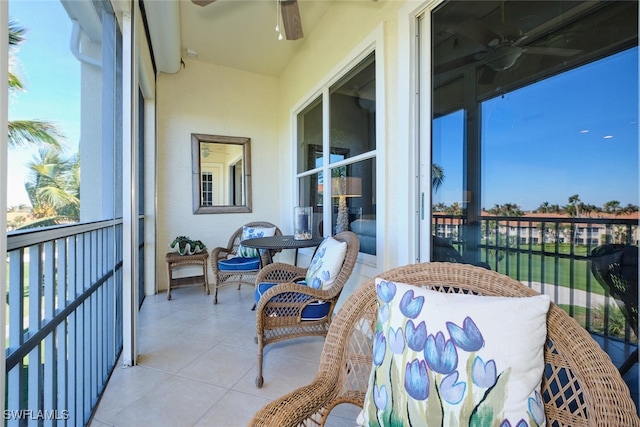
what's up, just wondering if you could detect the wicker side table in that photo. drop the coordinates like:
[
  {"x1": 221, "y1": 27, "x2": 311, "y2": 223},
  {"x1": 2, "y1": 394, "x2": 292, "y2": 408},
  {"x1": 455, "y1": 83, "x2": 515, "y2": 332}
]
[{"x1": 165, "y1": 251, "x2": 210, "y2": 300}]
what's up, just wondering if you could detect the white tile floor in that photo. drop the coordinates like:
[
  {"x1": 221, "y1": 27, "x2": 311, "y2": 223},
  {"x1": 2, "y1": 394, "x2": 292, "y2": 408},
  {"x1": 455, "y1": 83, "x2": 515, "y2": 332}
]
[{"x1": 88, "y1": 284, "x2": 361, "y2": 427}]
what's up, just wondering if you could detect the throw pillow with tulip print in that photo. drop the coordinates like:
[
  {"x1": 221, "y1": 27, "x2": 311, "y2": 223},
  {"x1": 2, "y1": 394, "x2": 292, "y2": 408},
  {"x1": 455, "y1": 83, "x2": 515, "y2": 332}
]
[
  {"x1": 304, "y1": 236, "x2": 347, "y2": 290},
  {"x1": 357, "y1": 279, "x2": 550, "y2": 427}
]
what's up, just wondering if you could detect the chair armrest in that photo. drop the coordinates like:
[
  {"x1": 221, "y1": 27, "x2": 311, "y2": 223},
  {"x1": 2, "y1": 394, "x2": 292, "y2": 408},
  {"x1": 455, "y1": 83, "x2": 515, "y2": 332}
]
[
  {"x1": 210, "y1": 246, "x2": 233, "y2": 272},
  {"x1": 250, "y1": 376, "x2": 341, "y2": 426},
  {"x1": 255, "y1": 262, "x2": 307, "y2": 284},
  {"x1": 256, "y1": 282, "x2": 337, "y2": 325}
]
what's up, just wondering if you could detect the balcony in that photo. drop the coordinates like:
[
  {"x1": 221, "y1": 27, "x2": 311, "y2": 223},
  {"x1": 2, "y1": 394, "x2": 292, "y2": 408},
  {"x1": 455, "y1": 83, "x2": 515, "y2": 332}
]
[{"x1": 6, "y1": 216, "x2": 638, "y2": 425}]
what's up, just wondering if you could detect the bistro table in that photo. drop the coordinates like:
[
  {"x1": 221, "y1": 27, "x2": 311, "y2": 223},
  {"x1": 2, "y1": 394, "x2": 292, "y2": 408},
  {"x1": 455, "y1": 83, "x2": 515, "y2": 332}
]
[
  {"x1": 241, "y1": 235, "x2": 324, "y2": 310},
  {"x1": 241, "y1": 235, "x2": 324, "y2": 266}
]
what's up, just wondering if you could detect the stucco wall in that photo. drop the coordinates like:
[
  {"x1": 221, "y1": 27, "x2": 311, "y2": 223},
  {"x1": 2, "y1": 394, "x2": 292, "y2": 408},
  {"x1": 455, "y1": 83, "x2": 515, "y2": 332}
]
[{"x1": 156, "y1": 59, "x2": 280, "y2": 291}]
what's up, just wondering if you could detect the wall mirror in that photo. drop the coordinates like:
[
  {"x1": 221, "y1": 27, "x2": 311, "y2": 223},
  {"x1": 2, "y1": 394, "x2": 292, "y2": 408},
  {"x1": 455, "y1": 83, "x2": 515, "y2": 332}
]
[{"x1": 192, "y1": 133, "x2": 252, "y2": 214}]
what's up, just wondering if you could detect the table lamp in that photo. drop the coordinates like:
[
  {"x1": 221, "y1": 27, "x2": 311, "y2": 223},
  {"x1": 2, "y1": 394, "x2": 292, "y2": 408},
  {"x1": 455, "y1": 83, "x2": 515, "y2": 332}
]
[{"x1": 332, "y1": 176, "x2": 362, "y2": 233}]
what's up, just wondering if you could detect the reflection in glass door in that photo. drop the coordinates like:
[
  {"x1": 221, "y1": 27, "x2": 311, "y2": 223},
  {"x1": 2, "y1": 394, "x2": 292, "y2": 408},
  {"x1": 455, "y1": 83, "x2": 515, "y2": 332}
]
[{"x1": 428, "y1": 0, "x2": 638, "y2": 268}]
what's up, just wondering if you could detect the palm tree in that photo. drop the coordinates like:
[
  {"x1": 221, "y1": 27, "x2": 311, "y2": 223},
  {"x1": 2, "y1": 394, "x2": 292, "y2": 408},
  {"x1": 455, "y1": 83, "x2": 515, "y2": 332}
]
[
  {"x1": 567, "y1": 194, "x2": 581, "y2": 218},
  {"x1": 432, "y1": 163, "x2": 444, "y2": 192},
  {"x1": 8, "y1": 20, "x2": 62, "y2": 149},
  {"x1": 22, "y1": 148, "x2": 79, "y2": 228},
  {"x1": 536, "y1": 201, "x2": 550, "y2": 213},
  {"x1": 604, "y1": 200, "x2": 621, "y2": 215}
]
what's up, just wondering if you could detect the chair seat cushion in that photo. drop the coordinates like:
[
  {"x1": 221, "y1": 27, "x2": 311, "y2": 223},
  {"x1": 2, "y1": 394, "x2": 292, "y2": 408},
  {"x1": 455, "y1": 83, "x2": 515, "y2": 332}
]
[
  {"x1": 218, "y1": 257, "x2": 260, "y2": 271},
  {"x1": 255, "y1": 282, "x2": 330, "y2": 320}
]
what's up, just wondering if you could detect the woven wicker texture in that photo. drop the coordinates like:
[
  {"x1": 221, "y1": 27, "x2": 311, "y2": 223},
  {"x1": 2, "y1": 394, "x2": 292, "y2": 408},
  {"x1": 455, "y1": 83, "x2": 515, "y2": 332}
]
[
  {"x1": 250, "y1": 262, "x2": 639, "y2": 426},
  {"x1": 590, "y1": 244, "x2": 639, "y2": 375},
  {"x1": 210, "y1": 221, "x2": 282, "y2": 304},
  {"x1": 254, "y1": 231, "x2": 360, "y2": 388}
]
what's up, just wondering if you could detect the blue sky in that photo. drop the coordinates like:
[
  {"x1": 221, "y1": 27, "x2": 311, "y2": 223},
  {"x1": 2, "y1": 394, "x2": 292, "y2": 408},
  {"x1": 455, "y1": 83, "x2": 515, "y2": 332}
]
[
  {"x1": 7, "y1": 0, "x2": 79, "y2": 207},
  {"x1": 433, "y1": 48, "x2": 639, "y2": 211}
]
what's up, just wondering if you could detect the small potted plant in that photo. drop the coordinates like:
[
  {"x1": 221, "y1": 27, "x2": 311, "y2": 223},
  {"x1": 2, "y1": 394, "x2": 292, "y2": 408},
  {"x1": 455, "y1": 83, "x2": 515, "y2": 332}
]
[{"x1": 169, "y1": 236, "x2": 206, "y2": 255}]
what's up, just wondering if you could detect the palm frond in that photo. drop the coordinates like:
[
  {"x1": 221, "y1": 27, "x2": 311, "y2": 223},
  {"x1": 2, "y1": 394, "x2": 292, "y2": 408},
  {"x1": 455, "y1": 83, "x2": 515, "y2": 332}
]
[
  {"x1": 8, "y1": 71, "x2": 24, "y2": 90},
  {"x1": 36, "y1": 186, "x2": 79, "y2": 209},
  {"x1": 8, "y1": 120, "x2": 63, "y2": 149},
  {"x1": 9, "y1": 20, "x2": 25, "y2": 47},
  {"x1": 432, "y1": 163, "x2": 445, "y2": 192}
]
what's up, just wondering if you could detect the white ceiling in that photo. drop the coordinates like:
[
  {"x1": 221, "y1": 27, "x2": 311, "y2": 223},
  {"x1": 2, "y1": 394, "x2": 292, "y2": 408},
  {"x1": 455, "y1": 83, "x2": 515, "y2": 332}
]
[{"x1": 144, "y1": 0, "x2": 335, "y2": 77}]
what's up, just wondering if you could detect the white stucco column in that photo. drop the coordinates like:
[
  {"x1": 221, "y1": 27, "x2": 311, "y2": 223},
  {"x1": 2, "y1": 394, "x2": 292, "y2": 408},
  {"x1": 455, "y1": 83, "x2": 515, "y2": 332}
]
[
  {"x1": 0, "y1": 0, "x2": 9, "y2": 414},
  {"x1": 121, "y1": 7, "x2": 139, "y2": 368}
]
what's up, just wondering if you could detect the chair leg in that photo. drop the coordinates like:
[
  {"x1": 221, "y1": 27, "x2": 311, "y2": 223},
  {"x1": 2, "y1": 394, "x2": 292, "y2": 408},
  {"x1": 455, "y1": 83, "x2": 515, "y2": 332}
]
[
  {"x1": 256, "y1": 335, "x2": 264, "y2": 388},
  {"x1": 213, "y1": 281, "x2": 219, "y2": 304}
]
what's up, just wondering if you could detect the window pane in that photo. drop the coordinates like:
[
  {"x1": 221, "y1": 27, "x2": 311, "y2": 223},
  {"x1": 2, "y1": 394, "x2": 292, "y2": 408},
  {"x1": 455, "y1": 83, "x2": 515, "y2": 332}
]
[
  {"x1": 431, "y1": 0, "x2": 639, "y2": 266},
  {"x1": 7, "y1": 0, "x2": 122, "y2": 228},
  {"x1": 297, "y1": 96, "x2": 323, "y2": 173},
  {"x1": 201, "y1": 172, "x2": 213, "y2": 206},
  {"x1": 481, "y1": 49, "x2": 638, "y2": 214},
  {"x1": 298, "y1": 173, "x2": 322, "y2": 237},
  {"x1": 329, "y1": 53, "x2": 376, "y2": 161},
  {"x1": 331, "y1": 158, "x2": 376, "y2": 254},
  {"x1": 297, "y1": 53, "x2": 377, "y2": 254}
]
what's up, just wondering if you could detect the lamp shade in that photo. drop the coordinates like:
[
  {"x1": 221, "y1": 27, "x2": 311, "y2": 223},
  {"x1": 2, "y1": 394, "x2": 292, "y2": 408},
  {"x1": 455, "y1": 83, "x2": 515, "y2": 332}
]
[{"x1": 331, "y1": 177, "x2": 362, "y2": 197}]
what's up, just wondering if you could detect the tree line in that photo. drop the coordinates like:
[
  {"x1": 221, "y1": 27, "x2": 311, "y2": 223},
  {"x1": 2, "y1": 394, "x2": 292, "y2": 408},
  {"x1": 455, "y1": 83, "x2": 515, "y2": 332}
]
[{"x1": 433, "y1": 194, "x2": 639, "y2": 217}]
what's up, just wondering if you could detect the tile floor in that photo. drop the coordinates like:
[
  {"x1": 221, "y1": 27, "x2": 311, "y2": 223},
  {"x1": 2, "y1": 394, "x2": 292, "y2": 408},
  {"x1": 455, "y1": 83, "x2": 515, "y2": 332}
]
[
  {"x1": 89, "y1": 283, "x2": 639, "y2": 426},
  {"x1": 88, "y1": 284, "x2": 360, "y2": 427}
]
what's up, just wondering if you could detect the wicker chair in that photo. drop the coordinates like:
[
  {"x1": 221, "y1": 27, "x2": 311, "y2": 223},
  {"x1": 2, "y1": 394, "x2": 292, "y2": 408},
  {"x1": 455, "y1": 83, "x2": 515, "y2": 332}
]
[
  {"x1": 254, "y1": 231, "x2": 360, "y2": 388},
  {"x1": 590, "y1": 244, "x2": 638, "y2": 374},
  {"x1": 210, "y1": 221, "x2": 282, "y2": 304},
  {"x1": 251, "y1": 262, "x2": 639, "y2": 426},
  {"x1": 432, "y1": 235, "x2": 490, "y2": 269}
]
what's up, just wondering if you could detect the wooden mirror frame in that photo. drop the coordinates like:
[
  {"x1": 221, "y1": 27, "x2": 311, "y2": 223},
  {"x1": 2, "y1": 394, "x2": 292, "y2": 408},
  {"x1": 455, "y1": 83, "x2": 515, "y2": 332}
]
[{"x1": 191, "y1": 133, "x2": 252, "y2": 214}]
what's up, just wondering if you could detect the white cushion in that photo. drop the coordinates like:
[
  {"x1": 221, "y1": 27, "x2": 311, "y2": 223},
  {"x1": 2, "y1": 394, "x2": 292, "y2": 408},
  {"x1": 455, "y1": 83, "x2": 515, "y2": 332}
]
[
  {"x1": 305, "y1": 237, "x2": 348, "y2": 290},
  {"x1": 237, "y1": 226, "x2": 276, "y2": 258},
  {"x1": 357, "y1": 278, "x2": 550, "y2": 426}
]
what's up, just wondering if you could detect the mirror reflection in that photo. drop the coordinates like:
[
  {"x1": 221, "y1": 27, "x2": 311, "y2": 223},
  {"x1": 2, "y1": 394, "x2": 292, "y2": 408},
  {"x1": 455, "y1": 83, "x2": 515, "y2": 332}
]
[{"x1": 191, "y1": 133, "x2": 252, "y2": 214}]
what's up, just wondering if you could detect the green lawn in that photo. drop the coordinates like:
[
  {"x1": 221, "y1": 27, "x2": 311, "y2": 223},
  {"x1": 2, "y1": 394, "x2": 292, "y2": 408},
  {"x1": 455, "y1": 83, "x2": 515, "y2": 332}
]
[{"x1": 480, "y1": 244, "x2": 606, "y2": 295}]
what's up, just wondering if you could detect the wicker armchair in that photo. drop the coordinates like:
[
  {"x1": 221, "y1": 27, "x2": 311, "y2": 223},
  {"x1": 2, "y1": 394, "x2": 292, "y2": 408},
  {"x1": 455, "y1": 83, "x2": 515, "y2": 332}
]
[
  {"x1": 251, "y1": 262, "x2": 639, "y2": 426},
  {"x1": 210, "y1": 221, "x2": 282, "y2": 304},
  {"x1": 590, "y1": 244, "x2": 638, "y2": 374},
  {"x1": 254, "y1": 231, "x2": 360, "y2": 388}
]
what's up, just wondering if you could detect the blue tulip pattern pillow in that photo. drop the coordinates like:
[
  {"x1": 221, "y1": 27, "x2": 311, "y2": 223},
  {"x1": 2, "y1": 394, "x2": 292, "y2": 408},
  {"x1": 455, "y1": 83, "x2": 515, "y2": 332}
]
[{"x1": 357, "y1": 279, "x2": 550, "y2": 427}]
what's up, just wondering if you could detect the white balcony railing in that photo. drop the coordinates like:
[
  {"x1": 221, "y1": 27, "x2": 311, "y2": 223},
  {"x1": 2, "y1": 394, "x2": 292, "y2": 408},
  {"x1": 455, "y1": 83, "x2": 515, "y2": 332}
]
[{"x1": 6, "y1": 220, "x2": 124, "y2": 426}]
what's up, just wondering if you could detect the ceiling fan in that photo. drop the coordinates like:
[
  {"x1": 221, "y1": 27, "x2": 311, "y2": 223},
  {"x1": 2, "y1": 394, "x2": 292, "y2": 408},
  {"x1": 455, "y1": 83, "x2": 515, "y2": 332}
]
[
  {"x1": 440, "y1": 3, "x2": 581, "y2": 83},
  {"x1": 191, "y1": 0, "x2": 304, "y2": 40}
]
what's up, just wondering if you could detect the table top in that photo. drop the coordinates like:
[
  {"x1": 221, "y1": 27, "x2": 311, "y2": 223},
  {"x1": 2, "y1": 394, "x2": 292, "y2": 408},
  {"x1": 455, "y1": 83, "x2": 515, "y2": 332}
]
[
  {"x1": 165, "y1": 251, "x2": 209, "y2": 261},
  {"x1": 241, "y1": 235, "x2": 324, "y2": 250}
]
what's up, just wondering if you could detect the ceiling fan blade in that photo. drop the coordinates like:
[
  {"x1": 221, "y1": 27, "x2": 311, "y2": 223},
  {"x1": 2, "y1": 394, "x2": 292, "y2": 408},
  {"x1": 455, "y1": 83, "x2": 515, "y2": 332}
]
[
  {"x1": 191, "y1": 0, "x2": 217, "y2": 6},
  {"x1": 524, "y1": 46, "x2": 582, "y2": 57},
  {"x1": 280, "y1": 0, "x2": 304, "y2": 40}
]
